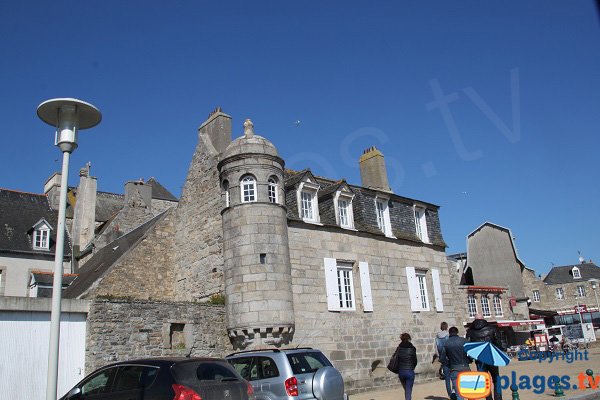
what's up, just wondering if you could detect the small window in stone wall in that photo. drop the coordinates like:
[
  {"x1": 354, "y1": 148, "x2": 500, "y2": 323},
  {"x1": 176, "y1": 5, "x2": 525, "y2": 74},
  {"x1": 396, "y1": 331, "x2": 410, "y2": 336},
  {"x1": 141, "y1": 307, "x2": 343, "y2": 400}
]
[
  {"x1": 170, "y1": 323, "x2": 186, "y2": 349},
  {"x1": 260, "y1": 253, "x2": 266, "y2": 264}
]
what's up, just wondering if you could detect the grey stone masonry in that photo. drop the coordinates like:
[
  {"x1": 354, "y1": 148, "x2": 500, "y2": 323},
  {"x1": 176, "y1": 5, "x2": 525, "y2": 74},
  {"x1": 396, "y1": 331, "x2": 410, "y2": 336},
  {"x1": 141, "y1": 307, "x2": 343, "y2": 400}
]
[
  {"x1": 172, "y1": 112, "x2": 231, "y2": 301},
  {"x1": 86, "y1": 299, "x2": 229, "y2": 373},
  {"x1": 286, "y1": 224, "x2": 455, "y2": 394}
]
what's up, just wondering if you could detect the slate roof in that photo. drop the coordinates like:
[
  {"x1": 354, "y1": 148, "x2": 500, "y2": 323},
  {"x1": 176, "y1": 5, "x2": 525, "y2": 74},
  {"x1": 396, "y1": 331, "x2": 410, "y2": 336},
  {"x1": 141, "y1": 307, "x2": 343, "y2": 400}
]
[
  {"x1": 147, "y1": 178, "x2": 178, "y2": 202},
  {"x1": 0, "y1": 189, "x2": 71, "y2": 257},
  {"x1": 283, "y1": 169, "x2": 446, "y2": 247},
  {"x1": 63, "y1": 211, "x2": 168, "y2": 299},
  {"x1": 543, "y1": 262, "x2": 600, "y2": 285}
]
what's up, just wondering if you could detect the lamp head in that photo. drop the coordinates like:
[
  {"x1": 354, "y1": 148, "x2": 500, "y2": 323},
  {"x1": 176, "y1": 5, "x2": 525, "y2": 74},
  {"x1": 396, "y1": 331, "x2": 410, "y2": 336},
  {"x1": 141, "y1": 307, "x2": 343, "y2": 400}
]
[{"x1": 37, "y1": 98, "x2": 101, "y2": 153}]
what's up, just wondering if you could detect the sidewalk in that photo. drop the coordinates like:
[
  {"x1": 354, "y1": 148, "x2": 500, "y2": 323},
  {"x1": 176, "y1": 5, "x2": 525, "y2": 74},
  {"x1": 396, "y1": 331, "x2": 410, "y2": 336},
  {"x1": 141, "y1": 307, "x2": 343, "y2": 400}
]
[{"x1": 350, "y1": 347, "x2": 600, "y2": 400}]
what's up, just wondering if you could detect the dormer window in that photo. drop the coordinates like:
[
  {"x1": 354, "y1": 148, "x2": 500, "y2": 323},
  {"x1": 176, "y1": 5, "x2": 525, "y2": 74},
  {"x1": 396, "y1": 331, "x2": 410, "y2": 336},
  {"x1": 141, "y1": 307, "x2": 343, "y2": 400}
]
[
  {"x1": 414, "y1": 206, "x2": 429, "y2": 243},
  {"x1": 334, "y1": 189, "x2": 354, "y2": 229},
  {"x1": 375, "y1": 197, "x2": 393, "y2": 237},
  {"x1": 240, "y1": 175, "x2": 257, "y2": 203},
  {"x1": 31, "y1": 219, "x2": 52, "y2": 251},
  {"x1": 268, "y1": 177, "x2": 278, "y2": 204},
  {"x1": 297, "y1": 180, "x2": 320, "y2": 223},
  {"x1": 572, "y1": 266, "x2": 581, "y2": 279}
]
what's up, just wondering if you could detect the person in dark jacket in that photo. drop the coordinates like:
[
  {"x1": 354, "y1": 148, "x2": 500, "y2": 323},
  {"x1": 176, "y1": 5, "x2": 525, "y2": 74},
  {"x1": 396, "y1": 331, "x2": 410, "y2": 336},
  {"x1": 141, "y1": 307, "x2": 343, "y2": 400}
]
[
  {"x1": 441, "y1": 326, "x2": 471, "y2": 400},
  {"x1": 435, "y1": 321, "x2": 452, "y2": 398},
  {"x1": 466, "y1": 314, "x2": 503, "y2": 400},
  {"x1": 394, "y1": 332, "x2": 418, "y2": 400}
]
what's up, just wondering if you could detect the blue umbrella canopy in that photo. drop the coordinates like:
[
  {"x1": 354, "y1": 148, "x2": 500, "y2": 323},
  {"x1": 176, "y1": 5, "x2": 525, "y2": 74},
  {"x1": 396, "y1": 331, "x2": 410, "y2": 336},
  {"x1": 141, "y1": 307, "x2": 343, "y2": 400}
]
[{"x1": 464, "y1": 342, "x2": 511, "y2": 367}]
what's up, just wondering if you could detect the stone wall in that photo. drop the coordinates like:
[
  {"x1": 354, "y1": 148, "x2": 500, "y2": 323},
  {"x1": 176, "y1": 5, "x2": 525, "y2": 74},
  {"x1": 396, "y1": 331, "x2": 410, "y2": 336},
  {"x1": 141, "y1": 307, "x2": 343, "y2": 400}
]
[
  {"x1": 286, "y1": 223, "x2": 456, "y2": 394},
  {"x1": 173, "y1": 124, "x2": 227, "y2": 301},
  {"x1": 86, "y1": 299, "x2": 229, "y2": 373},
  {"x1": 84, "y1": 210, "x2": 176, "y2": 300}
]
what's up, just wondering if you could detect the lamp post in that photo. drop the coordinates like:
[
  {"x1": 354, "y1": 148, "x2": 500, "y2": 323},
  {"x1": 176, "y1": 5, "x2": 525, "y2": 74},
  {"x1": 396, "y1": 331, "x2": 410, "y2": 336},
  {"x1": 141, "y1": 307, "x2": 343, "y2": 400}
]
[{"x1": 37, "y1": 98, "x2": 101, "y2": 400}]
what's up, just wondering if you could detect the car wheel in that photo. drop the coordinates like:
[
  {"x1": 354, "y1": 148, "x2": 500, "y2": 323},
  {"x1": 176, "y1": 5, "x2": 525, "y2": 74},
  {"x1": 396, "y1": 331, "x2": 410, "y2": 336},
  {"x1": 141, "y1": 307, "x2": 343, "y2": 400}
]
[{"x1": 312, "y1": 366, "x2": 344, "y2": 400}]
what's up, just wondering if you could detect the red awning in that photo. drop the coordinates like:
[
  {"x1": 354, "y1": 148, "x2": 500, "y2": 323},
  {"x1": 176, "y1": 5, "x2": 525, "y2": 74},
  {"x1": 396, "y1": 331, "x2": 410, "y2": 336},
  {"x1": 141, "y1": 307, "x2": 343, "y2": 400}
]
[{"x1": 465, "y1": 286, "x2": 506, "y2": 294}]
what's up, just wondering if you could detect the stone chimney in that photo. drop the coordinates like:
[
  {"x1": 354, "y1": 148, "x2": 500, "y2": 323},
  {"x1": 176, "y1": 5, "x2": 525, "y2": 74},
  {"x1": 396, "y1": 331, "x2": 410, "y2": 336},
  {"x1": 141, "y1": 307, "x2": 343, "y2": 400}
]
[
  {"x1": 44, "y1": 172, "x2": 62, "y2": 210},
  {"x1": 359, "y1": 146, "x2": 391, "y2": 191},
  {"x1": 125, "y1": 180, "x2": 152, "y2": 210},
  {"x1": 71, "y1": 162, "x2": 97, "y2": 250},
  {"x1": 198, "y1": 106, "x2": 232, "y2": 155}
]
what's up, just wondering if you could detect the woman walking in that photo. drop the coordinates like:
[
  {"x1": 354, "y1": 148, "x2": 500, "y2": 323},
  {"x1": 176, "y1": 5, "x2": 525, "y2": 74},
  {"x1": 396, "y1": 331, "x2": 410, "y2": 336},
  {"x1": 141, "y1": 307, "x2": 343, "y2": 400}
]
[{"x1": 395, "y1": 333, "x2": 418, "y2": 400}]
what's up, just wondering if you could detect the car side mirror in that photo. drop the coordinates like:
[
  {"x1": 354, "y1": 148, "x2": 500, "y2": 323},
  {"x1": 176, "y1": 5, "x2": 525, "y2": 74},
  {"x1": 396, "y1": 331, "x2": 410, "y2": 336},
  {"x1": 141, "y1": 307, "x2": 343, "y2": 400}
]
[{"x1": 66, "y1": 387, "x2": 82, "y2": 399}]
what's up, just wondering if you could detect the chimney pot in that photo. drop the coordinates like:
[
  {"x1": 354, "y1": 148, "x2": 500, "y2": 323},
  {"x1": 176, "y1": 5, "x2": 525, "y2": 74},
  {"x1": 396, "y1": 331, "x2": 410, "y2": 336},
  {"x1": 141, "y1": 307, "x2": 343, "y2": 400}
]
[{"x1": 359, "y1": 146, "x2": 391, "y2": 192}]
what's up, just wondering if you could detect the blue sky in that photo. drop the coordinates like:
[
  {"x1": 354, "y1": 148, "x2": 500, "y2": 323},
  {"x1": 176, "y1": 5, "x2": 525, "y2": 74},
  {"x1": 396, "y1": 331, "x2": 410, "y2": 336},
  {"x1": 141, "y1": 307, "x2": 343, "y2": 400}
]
[{"x1": 1, "y1": 1, "x2": 599, "y2": 275}]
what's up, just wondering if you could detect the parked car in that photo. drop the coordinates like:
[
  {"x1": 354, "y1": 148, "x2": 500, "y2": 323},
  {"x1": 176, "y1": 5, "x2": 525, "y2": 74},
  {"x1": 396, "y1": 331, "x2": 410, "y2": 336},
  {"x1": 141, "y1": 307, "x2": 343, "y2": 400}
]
[
  {"x1": 60, "y1": 357, "x2": 254, "y2": 400},
  {"x1": 226, "y1": 348, "x2": 346, "y2": 400}
]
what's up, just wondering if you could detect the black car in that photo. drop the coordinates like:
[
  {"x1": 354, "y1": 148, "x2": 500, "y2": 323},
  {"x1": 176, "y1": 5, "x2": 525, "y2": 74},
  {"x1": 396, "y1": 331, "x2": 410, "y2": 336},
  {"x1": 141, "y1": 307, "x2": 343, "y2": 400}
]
[{"x1": 60, "y1": 357, "x2": 254, "y2": 400}]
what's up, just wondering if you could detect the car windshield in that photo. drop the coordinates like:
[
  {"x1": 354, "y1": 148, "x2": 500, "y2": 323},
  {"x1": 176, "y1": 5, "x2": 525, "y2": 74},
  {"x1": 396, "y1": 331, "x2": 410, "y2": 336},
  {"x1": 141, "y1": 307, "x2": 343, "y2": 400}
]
[{"x1": 286, "y1": 352, "x2": 332, "y2": 374}]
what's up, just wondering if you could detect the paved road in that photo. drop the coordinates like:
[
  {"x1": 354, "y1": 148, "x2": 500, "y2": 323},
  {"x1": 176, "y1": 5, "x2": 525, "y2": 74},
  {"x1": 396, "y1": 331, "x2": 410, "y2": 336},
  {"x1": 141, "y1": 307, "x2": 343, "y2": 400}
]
[{"x1": 351, "y1": 347, "x2": 600, "y2": 400}]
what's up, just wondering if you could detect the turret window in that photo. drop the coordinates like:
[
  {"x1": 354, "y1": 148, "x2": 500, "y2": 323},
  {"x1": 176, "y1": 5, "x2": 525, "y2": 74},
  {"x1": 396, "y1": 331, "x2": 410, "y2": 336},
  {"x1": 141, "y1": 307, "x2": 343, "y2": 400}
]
[
  {"x1": 222, "y1": 180, "x2": 230, "y2": 207},
  {"x1": 268, "y1": 177, "x2": 278, "y2": 204},
  {"x1": 241, "y1": 176, "x2": 256, "y2": 203}
]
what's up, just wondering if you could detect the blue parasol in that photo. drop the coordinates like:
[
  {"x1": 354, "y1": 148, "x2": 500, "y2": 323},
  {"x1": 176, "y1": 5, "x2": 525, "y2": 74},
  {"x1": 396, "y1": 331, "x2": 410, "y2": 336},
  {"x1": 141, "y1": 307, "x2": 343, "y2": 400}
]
[{"x1": 463, "y1": 342, "x2": 511, "y2": 367}]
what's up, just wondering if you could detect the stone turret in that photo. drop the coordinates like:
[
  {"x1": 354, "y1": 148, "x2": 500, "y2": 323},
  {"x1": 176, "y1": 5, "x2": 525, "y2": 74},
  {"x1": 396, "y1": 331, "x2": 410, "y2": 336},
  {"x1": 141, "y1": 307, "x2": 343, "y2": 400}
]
[{"x1": 218, "y1": 119, "x2": 295, "y2": 348}]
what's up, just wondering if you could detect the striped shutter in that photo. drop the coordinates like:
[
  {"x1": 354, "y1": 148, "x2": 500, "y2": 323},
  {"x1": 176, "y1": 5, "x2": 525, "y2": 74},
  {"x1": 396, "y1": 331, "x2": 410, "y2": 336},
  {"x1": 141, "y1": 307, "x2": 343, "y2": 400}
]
[{"x1": 358, "y1": 262, "x2": 373, "y2": 312}]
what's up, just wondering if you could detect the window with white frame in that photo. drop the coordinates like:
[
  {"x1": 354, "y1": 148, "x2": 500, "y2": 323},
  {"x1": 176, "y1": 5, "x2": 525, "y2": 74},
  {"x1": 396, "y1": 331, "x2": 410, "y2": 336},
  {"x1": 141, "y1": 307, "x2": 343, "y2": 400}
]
[
  {"x1": 324, "y1": 258, "x2": 373, "y2": 312},
  {"x1": 532, "y1": 290, "x2": 540, "y2": 302},
  {"x1": 33, "y1": 227, "x2": 50, "y2": 250},
  {"x1": 298, "y1": 181, "x2": 320, "y2": 223},
  {"x1": 268, "y1": 177, "x2": 278, "y2": 204},
  {"x1": 335, "y1": 191, "x2": 354, "y2": 229},
  {"x1": 493, "y1": 295, "x2": 503, "y2": 316},
  {"x1": 414, "y1": 207, "x2": 429, "y2": 243},
  {"x1": 556, "y1": 287, "x2": 564, "y2": 300},
  {"x1": 467, "y1": 294, "x2": 477, "y2": 318},
  {"x1": 222, "y1": 180, "x2": 230, "y2": 207},
  {"x1": 481, "y1": 295, "x2": 491, "y2": 317},
  {"x1": 577, "y1": 285, "x2": 586, "y2": 298},
  {"x1": 336, "y1": 263, "x2": 355, "y2": 310},
  {"x1": 416, "y1": 271, "x2": 430, "y2": 311},
  {"x1": 572, "y1": 267, "x2": 581, "y2": 279},
  {"x1": 375, "y1": 198, "x2": 392, "y2": 237},
  {"x1": 240, "y1": 176, "x2": 256, "y2": 203}
]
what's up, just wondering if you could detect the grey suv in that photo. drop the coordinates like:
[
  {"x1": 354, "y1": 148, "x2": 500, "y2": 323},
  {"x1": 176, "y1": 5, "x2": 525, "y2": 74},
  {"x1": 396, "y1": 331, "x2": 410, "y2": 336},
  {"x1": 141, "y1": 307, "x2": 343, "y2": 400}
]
[{"x1": 226, "y1": 348, "x2": 346, "y2": 400}]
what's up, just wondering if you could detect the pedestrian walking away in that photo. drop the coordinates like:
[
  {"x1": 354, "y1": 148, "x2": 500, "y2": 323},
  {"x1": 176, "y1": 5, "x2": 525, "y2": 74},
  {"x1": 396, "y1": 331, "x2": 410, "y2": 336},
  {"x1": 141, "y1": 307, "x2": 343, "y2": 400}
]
[
  {"x1": 441, "y1": 326, "x2": 471, "y2": 400},
  {"x1": 466, "y1": 314, "x2": 503, "y2": 400},
  {"x1": 435, "y1": 321, "x2": 453, "y2": 398},
  {"x1": 394, "y1": 332, "x2": 418, "y2": 400}
]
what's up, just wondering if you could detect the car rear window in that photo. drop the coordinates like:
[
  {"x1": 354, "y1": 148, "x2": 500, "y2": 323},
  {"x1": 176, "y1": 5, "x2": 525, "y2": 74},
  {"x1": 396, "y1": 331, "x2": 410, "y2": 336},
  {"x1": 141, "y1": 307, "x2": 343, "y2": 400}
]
[
  {"x1": 172, "y1": 361, "x2": 241, "y2": 384},
  {"x1": 286, "y1": 352, "x2": 332, "y2": 374}
]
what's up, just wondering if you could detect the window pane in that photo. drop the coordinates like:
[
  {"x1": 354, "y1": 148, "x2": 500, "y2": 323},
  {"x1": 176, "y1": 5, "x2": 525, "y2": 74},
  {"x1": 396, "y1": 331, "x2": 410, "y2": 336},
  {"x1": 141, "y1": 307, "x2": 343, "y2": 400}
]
[
  {"x1": 481, "y1": 296, "x2": 491, "y2": 317},
  {"x1": 268, "y1": 178, "x2": 277, "y2": 203},
  {"x1": 301, "y1": 192, "x2": 313, "y2": 219},
  {"x1": 414, "y1": 209, "x2": 422, "y2": 239},
  {"x1": 468, "y1": 295, "x2": 477, "y2": 317},
  {"x1": 338, "y1": 200, "x2": 348, "y2": 226},
  {"x1": 242, "y1": 177, "x2": 256, "y2": 202},
  {"x1": 336, "y1": 267, "x2": 353, "y2": 309},
  {"x1": 81, "y1": 369, "x2": 113, "y2": 395},
  {"x1": 376, "y1": 201, "x2": 385, "y2": 232},
  {"x1": 417, "y1": 273, "x2": 428, "y2": 310}
]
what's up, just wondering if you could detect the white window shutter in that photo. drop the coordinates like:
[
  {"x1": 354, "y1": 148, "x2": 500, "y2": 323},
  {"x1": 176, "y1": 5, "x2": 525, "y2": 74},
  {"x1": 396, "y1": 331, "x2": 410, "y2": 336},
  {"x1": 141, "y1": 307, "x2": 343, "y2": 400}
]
[
  {"x1": 358, "y1": 262, "x2": 373, "y2": 312},
  {"x1": 421, "y1": 216, "x2": 430, "y2": 243},
  {"x1": 405, "y1": 266, "x2": 421, "y2": 312},
  {"x1": 324, "y1": 258, "x2": 340, "y2": 311},
  {"x1": 431, "y1": 268, "x2": 444, "y2": 312}
]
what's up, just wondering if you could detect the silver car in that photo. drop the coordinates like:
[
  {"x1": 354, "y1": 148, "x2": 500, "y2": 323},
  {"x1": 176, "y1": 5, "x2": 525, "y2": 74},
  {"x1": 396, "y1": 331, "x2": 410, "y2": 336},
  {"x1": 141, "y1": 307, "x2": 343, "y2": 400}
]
[{"x1": 226, "y1": 348, "x2": 346, "y2": 400}]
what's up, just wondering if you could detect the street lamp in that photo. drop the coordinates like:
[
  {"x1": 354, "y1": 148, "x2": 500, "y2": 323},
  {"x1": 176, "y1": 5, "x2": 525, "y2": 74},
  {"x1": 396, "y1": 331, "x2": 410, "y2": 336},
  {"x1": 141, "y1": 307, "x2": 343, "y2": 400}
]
[{"x1": 37, "y1": 98, "x2": 101, "y2": 400}]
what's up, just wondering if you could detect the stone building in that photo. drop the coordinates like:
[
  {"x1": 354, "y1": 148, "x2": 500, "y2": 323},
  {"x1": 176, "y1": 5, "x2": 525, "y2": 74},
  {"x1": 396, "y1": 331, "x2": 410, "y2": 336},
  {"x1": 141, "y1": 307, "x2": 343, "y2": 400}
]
[
  {"x1": 526, "y1": 260, "x2": 600, "y2": 330},
  {"x1": 63, "y1": 107, "x2": 457, "y2": 393},
  {"x1": 448, "y1": 222, "x2": 543, "y2": 347}
]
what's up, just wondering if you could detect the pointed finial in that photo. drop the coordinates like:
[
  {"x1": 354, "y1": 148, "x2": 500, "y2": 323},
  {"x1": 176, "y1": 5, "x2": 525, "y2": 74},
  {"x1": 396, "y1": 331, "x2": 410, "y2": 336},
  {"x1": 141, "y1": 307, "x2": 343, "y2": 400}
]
[{"x1": 244, "y1": 119, "x2": 254, "y2": 138}]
